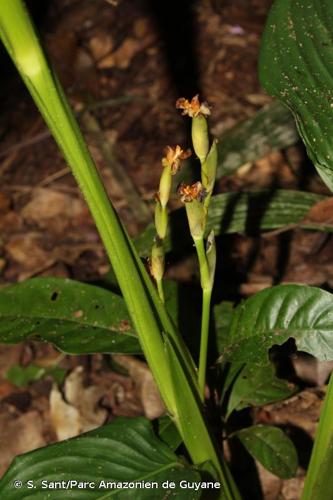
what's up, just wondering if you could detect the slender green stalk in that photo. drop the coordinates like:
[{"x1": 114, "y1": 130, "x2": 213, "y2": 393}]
[
  {"x1": 0, "y1": 2, "x2": 242, "y2": 497},
  {"x1": 194, "y1": 237, "x2": 210, "y2": 288},
  {"x1": 302, "y1": 373, "x2": 333, "y2": 499},
  {"x1": 194, "y1": 237, "x2": 213, "y2": 398},
  {"x1": 198, "y1": 288, "x2": 212, "y2": 395},
  {"x1": 157, "y1": 279, "x2": 165, "y2": 303}
]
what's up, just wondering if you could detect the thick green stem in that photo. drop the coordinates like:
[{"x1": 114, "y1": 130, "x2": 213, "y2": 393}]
[{"x1": 302, "y1": 373, "x2": 333, "y2": 499}]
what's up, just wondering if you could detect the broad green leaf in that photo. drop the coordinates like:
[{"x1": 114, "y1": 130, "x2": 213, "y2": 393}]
[
  {"x1": 235, "y1": 424, "x2": 298, "y2": 479},
  {"x1": 220, "y1": 285, "x2": 333, "y2": 365},
  {"x1": 0, "y1": 417, "x2": 202, "y2": 499},
  {"x1": 214, "y1": 301, "x2": 235, "y2": 354},
  {"x1": 217, "y1": 101, "x2": 298, "y2": 177},
  {"x1": 259, "y1": 0, "x2": 333, "y2": 191},
  {"x1": 0, "y1": 277, "x2": 141, "y2": 354},
  {"x1": 135, "y1": 190, "x2": 328, "y2": 257},
  {"x1": 226, "y1": 363, "x2": 297, "y2": 417},
  {"x1": 6, "y1": 363, "x2": 66, "y2": 387}
]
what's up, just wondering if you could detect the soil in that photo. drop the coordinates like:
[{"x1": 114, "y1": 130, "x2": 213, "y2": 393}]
[{"x1": 0, "y1": 1, "x2": 331, "y2": 498}]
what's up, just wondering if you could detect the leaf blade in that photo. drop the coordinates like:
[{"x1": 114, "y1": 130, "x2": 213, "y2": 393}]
[
  {"x1": 226, "y1": 363, "x2": 297, "y2": 417},
  {"x1": 0, "y1": 417, "x2": 202, "y2": 499},
  {"x1": 0, "y1": 277, "x2": 141, "y2": 354},
  {"x1": 259, "y1": 0, "x2": 333, "y2": 191},
  {"x1": 135, "y1": 190, "x2": 329, "y2": 258},
  {"x1": 235, "y1": 424, "x2": 298, "y2": 479},
  {"x1": 220, "y1": 284, "x2": 333, "y2": 365}
]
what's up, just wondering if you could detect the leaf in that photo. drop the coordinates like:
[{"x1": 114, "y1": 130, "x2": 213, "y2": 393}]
[
  {"x1": 0, "y1": 417, "x2": 202, "y2": 499},
  {"x1": 217, "y1": 100, "x2": 298, "y2": 177},
  {"x1": 259, "y1": 0, "x2": 333, "y2": 191},
  {"x1": 6, "y1": 363, "x2": 66, "y2": 387},
  {"x1": 302, "y1": 198, "x2": 333, "y2": 226},
  {"x1": 214, "y1": 301, "x2": 235, "y2": 354},
  {"x1": 135, "y1": 190, "x2": 329, "y2": 257},
  {"x1": 0, "y1": 277, "x2": 141, "y2": 354},
  {"x1": 220, "y1": 284, "x2": 333, "y2": 365},
  {"x1": 226, "y1": 363, "x2": 297, "y2": 417},
  {"x1": 235, "y1": 424, "x2": 298, "y2": 479}
]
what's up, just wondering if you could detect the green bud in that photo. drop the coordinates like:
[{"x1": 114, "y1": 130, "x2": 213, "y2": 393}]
[
  {"x1": 151, "y1": 239, "x2": 165, "y2": 282},
  {"x1": 154, "y1": 201, "x2": 168, "y2": 239},
  {"x1": 185, "y1": 199, "x2": 207, "y2": 240},
  {"x1": 192, "y1": 115, "x2": 209, "y2": 162},
  {"x1": 205, "y1": 230, "x2": 216, "y2": 291},
  {"x1": 159, "y1": 164, "x2": 172, "y2": 208},
  {"x1": 201, "y1": 139, "x2": 218, "y2": 193}
]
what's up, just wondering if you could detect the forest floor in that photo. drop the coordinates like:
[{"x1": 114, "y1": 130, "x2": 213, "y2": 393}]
[{"x1": 0, "y1": 1, "x2": 332, "y2": 498}]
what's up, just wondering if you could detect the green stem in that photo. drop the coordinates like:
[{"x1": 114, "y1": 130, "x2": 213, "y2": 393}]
[
  {"x1": 157, "y1": 278, "x2": 165, "y2": 303},
  {"x1": 194, "y1": 237, "x2": 213, "y2": 398},
  {"x1": 194, "y1": 237, "x2": 210, "y2": 289},
  {"x1": 198, "y1": 288, "x2": 212, "y2": 397},
  {"x1": 302, "y1": 373, "x2": 333, "y2": 499}
]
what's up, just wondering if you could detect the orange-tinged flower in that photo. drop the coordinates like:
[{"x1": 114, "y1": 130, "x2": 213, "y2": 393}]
[
  {"x1": 178, "y1": 181, "x2": 206, "y2": 203},
  {"x1": 176, "y1": 95, "x2": 211, "y2": 118},
  {"x1": 162, "y1": 145, "x2": 191, "y2": 174}
]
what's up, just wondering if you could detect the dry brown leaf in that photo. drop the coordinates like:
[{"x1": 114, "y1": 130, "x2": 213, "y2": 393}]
[
  {"x1": 50, "y1": 367, "x2": 107, "y2": 441},
  {"x1": 256, "y1": 462, "x2": 282, "y2": 500},
  {"x1": 5, "y1": 232, "x2": 54, "y2": 279},
  {"x1": 113, "y1": 355, "x2": 165, "y2": 419},
  {"x1": 0, "y1": 409, "x2": 46, "y2": 477},
  {"x1": 255, "y1": 388, "x2": 324, "y2": 438},
  {"x1": 281, "y1": 475, "x2": 305, "y2": 500},
  {"x1": 49, "y1": 385, "x2": 81, "y2": 441},
  {"x1": 21, "y1": 188, "x2": 85, "y2": 233},
  {"x1": 301, "y1": 198, "x2": 333, "y2": 226},
  {"x1": 98, "y1": 34, "x2": 156, "y2": 69},
  {"x1": 89, "y1": 32, "x2": 114, "y2": 62},
  {"x1": 292, "y1": 353, "x2": 333, "y2": 386}
]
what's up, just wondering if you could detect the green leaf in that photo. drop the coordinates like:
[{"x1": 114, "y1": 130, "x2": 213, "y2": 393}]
[
  {"x1": 135, "y1": 190, "x2": 329, "y2": 257},
  {"x1": 0, "y1": 277, "x2": 141, "y2": 354},
  {"x1": 259, "y1": 0, "x2": 333, "y2": 191},
  {"x1": 0, "y1": 417, "x2": 202, "y2": 499},
  {"x1": 220, "y1": 284, "x2": 333, "y2": 365},
  {"x1": 226, "y1": 363, "x2": 297, "y2": 417},
  {"x1": 6, "y1": 364, "x2": 45, "y2": 387},
  {"x1": 217, "y1": 101, "x2": 298, "y2": 177},
  {"x1": 214, "y1": 301, "x2": 235, "y2": 354},
  {"x1": 235, "y1": 424, "x2": 298, "y2": 479},
  {"x1": 6, "y1": 364, "x2": 66, "y2": 387}
]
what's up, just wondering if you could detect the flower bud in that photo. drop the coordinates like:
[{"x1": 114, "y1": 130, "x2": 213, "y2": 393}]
[
  {"x1": 201, "y1": 139, "x2": 218, "y2": 194},
  {"x1": 150, "y1": 239, "x2": 165, "y2": 282},
  {"x1": 154, "y1": 200, "x2": 168, "y2": 239},
  {"x1": 192, "y1": 115, "x2": 209, "y2": 163},
  {"x1": 184, "y1": 199, "x2": 206, "y2": 240},
  {"x1": 158, "y1": 164, "x2": 172, "y2": 208}
]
